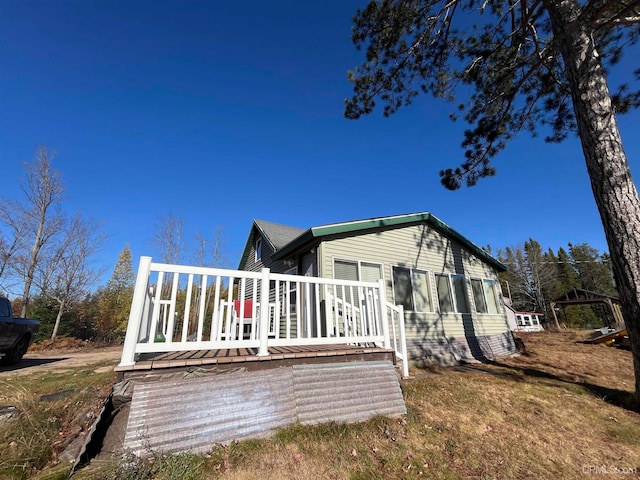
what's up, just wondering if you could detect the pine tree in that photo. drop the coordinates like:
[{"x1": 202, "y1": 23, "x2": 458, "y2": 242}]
[
  {"x1": 569, "y1": 243, "x2": 617, "y2": 295},
  {"x1": 98, "y1": 245, "x2": 135, "y2": 341},
  {"x1": 347, "y1": 0, "x2": 640, "y2": 402}
]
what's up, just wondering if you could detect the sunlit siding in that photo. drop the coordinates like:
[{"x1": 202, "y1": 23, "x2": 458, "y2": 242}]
[{"x1": 317, "y1": 223, "x2": 511, "y2": 353}]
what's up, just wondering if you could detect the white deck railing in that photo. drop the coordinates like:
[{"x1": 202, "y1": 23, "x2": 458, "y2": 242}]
[{"x1": 119, "y1": 257, "x2": 409, "y2": 377}]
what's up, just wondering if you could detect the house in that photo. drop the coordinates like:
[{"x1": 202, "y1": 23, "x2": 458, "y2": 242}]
[
  {"x1": 503, "y1": 298, "x2": 545, "y2": 332},
  {"x1": 113, "y1": 211, "x2": 515, "y2": 455},
  {"x1": 238, "y1": 212, "x2": 517, "y2": 364}
]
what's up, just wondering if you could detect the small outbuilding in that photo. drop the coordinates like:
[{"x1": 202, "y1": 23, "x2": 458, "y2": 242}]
[{"x1": 503, "y1": 298, "x2": 544, "y2": 332}]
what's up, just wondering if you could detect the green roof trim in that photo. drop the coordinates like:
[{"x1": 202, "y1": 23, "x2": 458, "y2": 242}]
[{"x1": 272, "y1": 212, "x2": 506, "y2": 272}]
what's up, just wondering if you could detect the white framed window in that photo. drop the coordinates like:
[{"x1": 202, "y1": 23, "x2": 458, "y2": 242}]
[
  {"x1": 333, "y1": 258, "x2": 383, "y2": 304},
  {"x1": 333, "y1": 259, "x2": 382, "y2": 283},
  {"x1": 435, "y1": 273, "x2": 469, "y2": 313},
  {"x1": 470, "y1": 278, "x2": 500, "y2": 314},
  {"x1": 255, "y1": 238, "x2": 262, "y2": 262},
  {"x1": 391, "y1": 266, "x2": 434, "y2": 312}
]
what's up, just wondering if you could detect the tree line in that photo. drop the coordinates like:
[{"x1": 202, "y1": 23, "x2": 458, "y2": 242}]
[
  {"x1": 0, "y1": 148, "x2": 620, "y2": 342},
  {"x1": 494, "y1": 240, "x2": 617, "y2": 329},
  {"x1": 0, "y1": 147, "x2": 228, "y2": 343}
]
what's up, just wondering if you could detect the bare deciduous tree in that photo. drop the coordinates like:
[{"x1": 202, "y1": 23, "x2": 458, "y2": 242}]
[
  {"x1": 150, "y1": 212, "x2": 184, "y2": 265},
  {"x1": 0, "y1": 146, "x2": 65, "y2": 315},
  {"x1": 38, "y1": 214, "x2": 106, "y2": 340},
  {"x1": 192, "y1": 226, "x2": 228, "y2": 268}
]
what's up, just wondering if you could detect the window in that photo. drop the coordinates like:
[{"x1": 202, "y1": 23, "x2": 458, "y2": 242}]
[
  {"x1": 255, "y1": 238, "x2": 262, "y2": 262},
  {"x1": 334, "y1": 259, "x2": 358, "y2": 282},
  {"x1": 333, "y1": 259, "x2": 382, "y2": 304},
  {"x1": 435, "y1": 274, "x2": 453, "y2": 312},
  {"x1": 333, "y1": 259, "x2": 382, "y2": 283},
  {"x1": 471, "y1": 278, "x2": 500, "y2": 314},
  {"x1": 392, "y1": 267, "x2": 433, "y2": 312},
  {"x1": 452, "y1": 275, "x2": 469, "y2": 313},
  {"x1": 435, "y1": 273, "x2": 469, "y2": 313}
]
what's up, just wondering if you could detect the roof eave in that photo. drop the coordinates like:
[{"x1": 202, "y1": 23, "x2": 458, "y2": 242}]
[
  {"x1": 271, "y1": 229, "x2": 316, "y2": 260},
  {"x1": 273, "y1": 212, "x2": 506, "y2": 272}
]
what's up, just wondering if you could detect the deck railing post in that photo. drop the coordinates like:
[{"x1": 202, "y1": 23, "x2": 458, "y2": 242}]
[
  {"x1": 397, "y1": 305, "x2": 409, "y2": 378},
  {"x1": 258, "y1": 267, "x2": 271, "y2": 356},
  {"x1": 119, "y1": 256, "x2": 152, "y2": 367},
  {"x1": 377, "y1": 278, "x2": 391, "y2": 349}
]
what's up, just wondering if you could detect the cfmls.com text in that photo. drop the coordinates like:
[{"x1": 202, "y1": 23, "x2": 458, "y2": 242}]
[{"x1": 582, "y1": 465, "x2": 637, "y2": 475}]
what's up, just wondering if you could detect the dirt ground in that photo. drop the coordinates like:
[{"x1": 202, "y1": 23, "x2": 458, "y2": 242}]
[{"x1": 0, "y1": 346, "x2": 122, "y2": 377}]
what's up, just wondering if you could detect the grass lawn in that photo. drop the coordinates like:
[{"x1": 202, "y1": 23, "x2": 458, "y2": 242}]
[{"x1": 2, "y1": 331, "x2": 640, "y2": 479}]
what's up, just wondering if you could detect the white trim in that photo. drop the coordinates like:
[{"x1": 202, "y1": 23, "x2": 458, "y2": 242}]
[
  {"x1": 255, "y1": 238, "x2": 263, "y2": 262},
  {"x1": 331, "y1": 257, "x2": 385, "y2": 284},
  {"x1": 470, "y1": 277, "x2": 502, "y2": 315},
  {"x1": 434, "y1": 273, "x2": 470, "y2": 314},
  {"x1": 390, "y1": 265, "x2": 435, "y2": 313}
]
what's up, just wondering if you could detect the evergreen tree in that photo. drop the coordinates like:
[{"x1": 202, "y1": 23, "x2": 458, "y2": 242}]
[
  {"x1": 569, "y1": 243, "x2": 617, "y2": 295},
  {"x1": 524, "y1": 239, "x2": 548, "y2": 314},
  {"x1": 346, "y1": 0, "x2": 640, "y2": 401},
  {"x1": 98, "y1": 245, "x2": 134, "y2": 341},
  {"x1": 497, "y1": 245, "x2": 533, "y2": 311}
]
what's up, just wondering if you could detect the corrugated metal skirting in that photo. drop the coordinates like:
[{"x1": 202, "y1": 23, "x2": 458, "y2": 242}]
[{"x1": 123, "y1": 360, "x2": 405, "y2": 456}]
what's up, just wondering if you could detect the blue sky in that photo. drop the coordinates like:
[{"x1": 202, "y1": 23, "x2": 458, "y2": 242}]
[{"x1": 1, "y1": 0, "x2": 638, "y2": 285}]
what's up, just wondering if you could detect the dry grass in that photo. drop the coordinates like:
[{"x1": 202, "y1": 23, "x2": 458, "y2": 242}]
[
  {"x1": 0, "y1": 362, "x2": 117, "y2": 479},
  {"x1": 13, "y1": 331, "x2": 640, "y2": 479},
  {"x1": 195, "y1": 331, "x2": 640, "y2": 480}
]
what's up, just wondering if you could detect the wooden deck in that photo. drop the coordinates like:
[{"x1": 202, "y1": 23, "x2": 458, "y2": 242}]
[{"x1": 115, "y1": 344, "x2": 395, "y2": 377}]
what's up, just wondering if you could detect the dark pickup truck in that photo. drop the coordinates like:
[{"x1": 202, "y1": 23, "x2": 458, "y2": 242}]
[{"x1": 0, "y1": 297, "x2": 40, "y2": 365}]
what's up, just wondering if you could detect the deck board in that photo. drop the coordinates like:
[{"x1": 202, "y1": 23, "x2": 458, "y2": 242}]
[{"x1": 116, "y1": 344, "x2": 393, "y2": 374}]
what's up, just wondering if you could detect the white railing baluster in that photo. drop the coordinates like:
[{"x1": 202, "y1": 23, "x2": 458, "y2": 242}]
[
  {"x1": 239, "y1": 278, "x2": 247, "y2": 340},
  {"x1": 182, "y1": 274, "x2": 194, "y2": 342},
  {"x1": 397, "y1": 305, "x2": 408, "y2": 377},
  {"x1": 225, "y1": 278, "x2": 234, "y2": 341},
  {"x1": 120, "y1": 259, "x2": 408, "y2": 376},
  {"x1": 332, "y1": 286, "x2": 339, "y2": 337},
  {"x1": 166, "y1": 273, "x2": 180, "y2": 342},
  {"x1": 148, "y1": 272, "x2": 164, "y2": 344},
  {"x1": 304, "y1": 282, "x2": 311, "y2": 338},
  {"x1": 358, "y1": 286, "x2": 365, "y2": 337},
  {"x1": 274, "y1": 280, "x2": 281, "y2": 340},
  {"x1": 197, "y1": 275, "x2": 208, "y2": 341},
  {"x1": 251, "y1": 281, "x2": 258, "y2": 340},
  {"x1": 323, "y1": 284, "x2": 331, "y2": 337},
  {"x1": 377, "y1": 278, "x2": 390, "y2": 349},
  {"x1": 258, "y1": 268, "x2": 270, "y2": 356},
  {"x1": 285, "y1": 281, "x2": 291, "y2": 339},
  {"x1": 295, "y1": 280, "x2": 301, "y2": 339},
  {"x1": 314, "y1": 283, "x2": 321, "y2": 337},
  {"x1": 212, "y1": 276, "x2": 222, "y2": 341}
]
